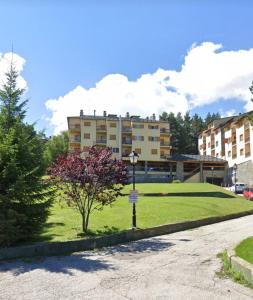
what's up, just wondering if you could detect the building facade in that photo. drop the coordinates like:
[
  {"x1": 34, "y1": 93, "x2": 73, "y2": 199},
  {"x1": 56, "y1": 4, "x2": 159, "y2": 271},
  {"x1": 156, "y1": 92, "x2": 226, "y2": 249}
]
[
  {"x1": 198, "y1": 113, "x2": 253, "y2": 185},
  {"x1": 68, "y1": 111, "x2": 172, "y2": 182}
]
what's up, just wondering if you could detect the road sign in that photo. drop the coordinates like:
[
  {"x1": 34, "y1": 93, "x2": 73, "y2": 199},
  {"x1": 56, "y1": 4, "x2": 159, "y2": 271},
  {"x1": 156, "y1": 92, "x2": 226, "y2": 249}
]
[{"x1": 129, "y1": 190, "x2": 138, "y2": 203}]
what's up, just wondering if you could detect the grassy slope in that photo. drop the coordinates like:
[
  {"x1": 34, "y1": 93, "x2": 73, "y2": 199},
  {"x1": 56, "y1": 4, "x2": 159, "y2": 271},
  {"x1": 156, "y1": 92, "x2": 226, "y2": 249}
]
[
  {"x1": 235, "y1": 237, "x2": 253, "y2": 264},
  {"x1": 37, "y1": 183, "x2": 253, "y2": 243}
]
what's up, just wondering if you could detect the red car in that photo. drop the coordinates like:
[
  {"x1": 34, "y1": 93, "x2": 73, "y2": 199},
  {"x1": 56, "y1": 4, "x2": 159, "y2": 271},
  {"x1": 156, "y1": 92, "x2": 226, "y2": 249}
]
[{"x1": 243, "y1": 187, "x2": 253, "y2": 200}]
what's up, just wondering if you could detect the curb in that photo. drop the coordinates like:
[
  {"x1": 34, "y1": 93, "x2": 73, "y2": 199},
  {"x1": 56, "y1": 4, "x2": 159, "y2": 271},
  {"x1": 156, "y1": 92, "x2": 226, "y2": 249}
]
[
  {"x1": 1, "y1": 209, "x2": 253, "y2": 261},
  {"x1": 227, "y1": 247, "x2": 253, "y2": 285}
]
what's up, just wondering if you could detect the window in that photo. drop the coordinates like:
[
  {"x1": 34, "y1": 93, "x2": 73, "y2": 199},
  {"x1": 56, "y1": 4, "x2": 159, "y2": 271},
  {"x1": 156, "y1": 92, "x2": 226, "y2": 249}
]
[
  {"x1": 110, "y1": 134, "x2": 116, "y2": 140},
  {"x1": 84, "y1": 121, "x2": 91, "y2": 126},
  {"x1": 148, "y1": 136, "x2": 160, "y2": 142},
  {"x1": 133, "y1": 135, "x2": 144, "y2": 141},
  {"x1": 74, "y1": 135, "x2": 80, "y2": 142},
  {"x1": 208, "y1": 142, "x2": 211, "y2": 148},
  {"x1": 148, "y1": 125, "x2": 159, "y2": 129},
  {"x1": 74, "y1": 124, "x2": 80, "y2": 129},
  {"x1": 83, "y1": 146, "x2": 89, "y2": 152},
  {"x1": 216, "y1": 141, "x2": 218, "y2": 147},
  {"x1": 135, "y1": 148, "x2": 141, "y2": 154},
  {"x1": 240, "y1": 148, "x2": 244, "y2": 156},
  {"x1": 132, "y1": 124, "x2": 144, "y2": 129},
  {"x1": 110, "y1": 122, "x2": 116, "y2": 128},
  {"x1": 112, "y1": 147, "x2": 119, "y2": 153},
  {"x1": 151, "y1": 149, "x2": 158, "y2": 155},
  {"x1": 228, "y1": 151, "x2": 231, "y2": 157},
  {"x1": 240, "y1": 134, "x2": 243, "y2": 141},
  {"x1": 84, "y1": 133, "x2": 90, "y2": 139}
]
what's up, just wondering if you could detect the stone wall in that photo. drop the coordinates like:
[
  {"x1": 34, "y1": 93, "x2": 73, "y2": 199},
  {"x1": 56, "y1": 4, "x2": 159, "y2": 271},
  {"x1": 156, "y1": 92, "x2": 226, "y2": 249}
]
[{"x1": 237, "y1": 160, "x2": 253, "y2": 185}]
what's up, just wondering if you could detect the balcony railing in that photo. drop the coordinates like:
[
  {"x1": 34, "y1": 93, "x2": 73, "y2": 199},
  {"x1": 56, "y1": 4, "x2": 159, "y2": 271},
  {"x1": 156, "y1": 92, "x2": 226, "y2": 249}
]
[
  {"x1": 122, "y1": 140, "x2": 132, "y2": 145},
  {"x1": 96, "y1": 126, "x2": 107, "y2": 131},
  {"x1": 245, "y1": 151, "x2": 251, "y2": 157},
  {"x1": 122, "y1": 153, "x2": 131, "y2": 157},
  {"x1": 160, "y1": 128, "x2": 170, "y2": 134},
  {"x1": 122, "y1": 127, "x2": 132, "y2": 132},
  {"x1": 70, "y1": 137, "x2": 81, "y2": 143},
  {"x1": 69, "y1": 125, "x2": 80, "y2": 130},
  {"x1": 96, "y1": 139, "x2": 107, "y2": 144},
  {"x1": 160, "y1": 142, "x2": 170, "y2": 146}
]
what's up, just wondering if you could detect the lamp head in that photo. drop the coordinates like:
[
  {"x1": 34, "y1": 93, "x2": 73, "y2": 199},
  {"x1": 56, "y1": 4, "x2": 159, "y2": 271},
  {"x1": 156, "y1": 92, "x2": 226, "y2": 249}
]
[{"x1": 129, "y1": 151, "x2": 139, "y2": 165}]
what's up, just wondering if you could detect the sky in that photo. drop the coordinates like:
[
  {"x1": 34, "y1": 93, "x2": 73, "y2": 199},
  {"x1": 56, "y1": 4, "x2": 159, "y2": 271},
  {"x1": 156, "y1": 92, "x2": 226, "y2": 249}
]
[{"x1": 0, "y1": 0, "x2": 253, "y2": 135}]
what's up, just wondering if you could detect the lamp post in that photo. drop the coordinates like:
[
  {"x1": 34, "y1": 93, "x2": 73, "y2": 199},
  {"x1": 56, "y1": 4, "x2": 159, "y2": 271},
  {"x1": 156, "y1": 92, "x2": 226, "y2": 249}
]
[
  {"x1": 233, "y1": 163, "x2": 237, "y2": 194},
  {"x1": 129, "y1": 151, "x2": 139, "y2": 228},
  {"x1": 211, "y1": 167, "x2": 214, "y2": 185}
]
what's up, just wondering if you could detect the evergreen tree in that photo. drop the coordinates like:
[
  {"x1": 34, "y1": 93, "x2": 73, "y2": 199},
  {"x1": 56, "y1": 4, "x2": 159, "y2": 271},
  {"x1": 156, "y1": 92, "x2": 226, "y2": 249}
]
[
  {"x1": 0, "y1": 63, "x2": 52, "y2": 246},
  {"x1": 204, "y1": 112, "x2": 221, "y2": 126}
]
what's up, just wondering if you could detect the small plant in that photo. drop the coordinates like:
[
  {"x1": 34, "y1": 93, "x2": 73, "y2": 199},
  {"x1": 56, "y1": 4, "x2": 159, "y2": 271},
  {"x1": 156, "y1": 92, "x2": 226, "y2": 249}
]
[{"x1": 217, "y1": 251, "x2": 253, "y2": 289}]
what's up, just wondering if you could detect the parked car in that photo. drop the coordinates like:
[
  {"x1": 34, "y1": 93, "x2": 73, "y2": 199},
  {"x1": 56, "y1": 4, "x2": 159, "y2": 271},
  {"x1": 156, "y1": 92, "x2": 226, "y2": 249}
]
[
  {"x1": 230, "y1": 183, "x2": 247, "y2": 194},
  {"x1": 243, "y1": 187, "x2": 253, "y2": 200}
]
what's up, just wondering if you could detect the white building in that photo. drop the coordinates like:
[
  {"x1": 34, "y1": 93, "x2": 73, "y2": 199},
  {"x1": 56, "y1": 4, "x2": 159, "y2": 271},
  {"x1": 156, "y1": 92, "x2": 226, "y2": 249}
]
[{"x1": 198, "y1": 113, "x2": 253, "y2": 185}]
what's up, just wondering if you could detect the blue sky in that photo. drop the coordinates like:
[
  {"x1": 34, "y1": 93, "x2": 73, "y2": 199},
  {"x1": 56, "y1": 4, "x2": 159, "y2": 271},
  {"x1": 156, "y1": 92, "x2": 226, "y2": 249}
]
[{"x1": 0, "y1": 1, "x2": 253, "y2": 135}]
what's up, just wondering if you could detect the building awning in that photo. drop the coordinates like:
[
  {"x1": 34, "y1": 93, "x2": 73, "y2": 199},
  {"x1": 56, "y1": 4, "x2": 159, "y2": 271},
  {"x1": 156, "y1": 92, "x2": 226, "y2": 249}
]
[{"x1": 166, "y1": 154, "x2": 227, "y2": 164}]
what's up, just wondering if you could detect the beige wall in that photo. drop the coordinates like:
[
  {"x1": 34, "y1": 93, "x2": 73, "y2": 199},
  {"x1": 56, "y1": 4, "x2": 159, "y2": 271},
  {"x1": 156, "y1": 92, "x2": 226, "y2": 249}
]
[{"x1": 68, "y1": 115, "x2": 171, "y2": 162}]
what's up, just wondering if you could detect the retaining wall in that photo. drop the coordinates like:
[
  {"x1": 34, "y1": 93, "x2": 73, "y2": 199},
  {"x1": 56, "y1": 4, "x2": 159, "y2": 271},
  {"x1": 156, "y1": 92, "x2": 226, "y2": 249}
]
[{"x1": 1, "y1": 209, "x2": 253, "y2": 261}]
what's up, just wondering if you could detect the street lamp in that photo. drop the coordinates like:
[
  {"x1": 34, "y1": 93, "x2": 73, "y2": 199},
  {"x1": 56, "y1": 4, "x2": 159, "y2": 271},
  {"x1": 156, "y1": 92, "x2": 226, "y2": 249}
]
[
  {"x1": 233, "y1": 163, "x2": 237, "y2": 193},
  {"x1": 211, "y1": 167, "x2": 214, "y2": 185},
  {"x1": 129, "y1": 151, "x2": 139, "y2": 228}
]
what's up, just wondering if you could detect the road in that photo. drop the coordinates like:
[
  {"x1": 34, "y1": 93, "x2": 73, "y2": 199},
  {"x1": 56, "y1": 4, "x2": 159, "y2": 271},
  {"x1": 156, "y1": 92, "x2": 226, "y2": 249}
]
[{"x1": 1, "y1": 215, "x2": 253, "y2": 300}]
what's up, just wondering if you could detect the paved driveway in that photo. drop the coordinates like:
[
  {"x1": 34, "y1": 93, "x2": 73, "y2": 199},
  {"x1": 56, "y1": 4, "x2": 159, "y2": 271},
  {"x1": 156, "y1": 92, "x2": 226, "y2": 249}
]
[{"x1": 1, "y1": 215, "x2": 253, "y2": 299}]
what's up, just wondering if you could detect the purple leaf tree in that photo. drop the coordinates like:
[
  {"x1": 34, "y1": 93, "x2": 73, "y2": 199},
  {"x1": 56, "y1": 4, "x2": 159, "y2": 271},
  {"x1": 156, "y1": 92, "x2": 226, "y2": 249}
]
[{"x1": 48, "y1": 146, "x2": 129, "y2": 233}]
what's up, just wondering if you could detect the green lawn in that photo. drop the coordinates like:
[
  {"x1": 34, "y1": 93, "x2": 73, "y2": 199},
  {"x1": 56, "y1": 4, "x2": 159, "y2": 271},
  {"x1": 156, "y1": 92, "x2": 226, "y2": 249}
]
[
  {"x1": 36, "y1": 183, "x2": 253, "y2": 243},
  {"x1": 235, "y1": 237, "x2": 253, "y2": 264}
]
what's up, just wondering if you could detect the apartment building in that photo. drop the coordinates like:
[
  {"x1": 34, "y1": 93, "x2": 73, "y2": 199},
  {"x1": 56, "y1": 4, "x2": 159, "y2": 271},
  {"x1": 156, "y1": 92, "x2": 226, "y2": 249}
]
[
  {"x1": 198, "y1": 112, "x2": 253, "y2": 185},
  {"x1": 68, "y1": 110, "x2": 171, "y2": 182}
]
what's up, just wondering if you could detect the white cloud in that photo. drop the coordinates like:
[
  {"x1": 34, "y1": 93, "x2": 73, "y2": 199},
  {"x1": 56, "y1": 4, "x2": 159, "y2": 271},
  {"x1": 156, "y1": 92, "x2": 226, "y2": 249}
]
[
  {"x1": 46, "y1": 42, "x2": 253, "y2": 134},
  {"x1": 219, "y1": 108, "x2": 237, "y2": 118},
  {"x1": 0, "y1": 52, "x2": 27, "y2": 90}
]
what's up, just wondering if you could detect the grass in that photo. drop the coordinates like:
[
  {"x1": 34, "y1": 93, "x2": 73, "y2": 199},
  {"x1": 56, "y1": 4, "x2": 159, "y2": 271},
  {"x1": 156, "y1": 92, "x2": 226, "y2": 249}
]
[
  {"x1": 36, "y1": 183, "x2": 253, "y2": 243},
  {"x1": 217, "y1": 251, "x2": 253, "y2": 289},
  {"x1": 235, "y1": 237, "x2": 253, "y2": 264}
]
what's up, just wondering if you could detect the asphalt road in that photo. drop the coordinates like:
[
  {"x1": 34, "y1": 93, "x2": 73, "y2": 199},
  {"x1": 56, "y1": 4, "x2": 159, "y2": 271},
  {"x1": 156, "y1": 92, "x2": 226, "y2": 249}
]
[{"x1": 1, "y1": 215, "x2": 253, "y2": 300}]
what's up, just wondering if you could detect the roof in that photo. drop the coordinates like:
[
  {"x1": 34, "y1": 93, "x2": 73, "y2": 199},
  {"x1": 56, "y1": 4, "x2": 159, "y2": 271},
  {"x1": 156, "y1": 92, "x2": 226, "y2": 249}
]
[
  {"x1": 67, "y1": 115, "x2": 169, "y2": 123},
  {"x1": 167, "y1": 154, "x2": 227, "y2": 163}
]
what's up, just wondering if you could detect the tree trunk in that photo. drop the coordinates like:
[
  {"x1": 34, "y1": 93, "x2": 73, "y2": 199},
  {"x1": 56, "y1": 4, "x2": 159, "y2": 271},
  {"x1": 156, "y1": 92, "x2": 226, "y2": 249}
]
[{"x1": 82, "y1": 213, "x2": 90, "y2": 234}]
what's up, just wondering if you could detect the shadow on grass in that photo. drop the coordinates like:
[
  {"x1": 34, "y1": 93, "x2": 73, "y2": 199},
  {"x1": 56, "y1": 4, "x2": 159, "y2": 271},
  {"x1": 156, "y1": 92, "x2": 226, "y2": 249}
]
[
  {"x1": 78, "y1": 226, "x2": 120, "y2": 238},
  {"x1": 0, "y1": 252, "x2": 115, "y2": 276},
  {"x1": 27, "y1": 222, "x2": 66, "y2": 244},
  {"x1": 123, "y1": 192, "x2": 236, "y2": 198}
]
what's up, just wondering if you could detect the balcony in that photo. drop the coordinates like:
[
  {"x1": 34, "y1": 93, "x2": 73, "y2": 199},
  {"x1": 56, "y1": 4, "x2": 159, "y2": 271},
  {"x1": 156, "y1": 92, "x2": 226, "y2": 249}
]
[
  {"x1": 160, "y1": 128, "x2": 170, "y2": 134},
  {"x1": 70, "y1": 136, "x2": 81, "y2": 143},
  {"x1": 160, "y1": 142, "x2": 170, "y2": 147},
  {"x1": 122, "y1": 140, "x2": 132, "y2": 145},
  {"x1": 96, "y1": 126, "x2": 107, "y2": 132},
  {"x1": 122, "y1": 152, "x2": 131, "y2": 158},
  {"x1": 96, "y1": 139, "x2": 107, "y2": 144},
  {"x1": 245, "y1": 136, "x2": 250, "y2": 143},
  {"x1": 122, "y1": 126, "x2": 132, "y2": 133}
]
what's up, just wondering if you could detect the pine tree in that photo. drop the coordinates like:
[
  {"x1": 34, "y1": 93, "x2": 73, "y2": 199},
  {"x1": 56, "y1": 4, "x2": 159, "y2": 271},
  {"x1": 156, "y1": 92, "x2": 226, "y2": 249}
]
[{"x1": 0, "y1": 63, "x2": 52, "y2": 246}]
